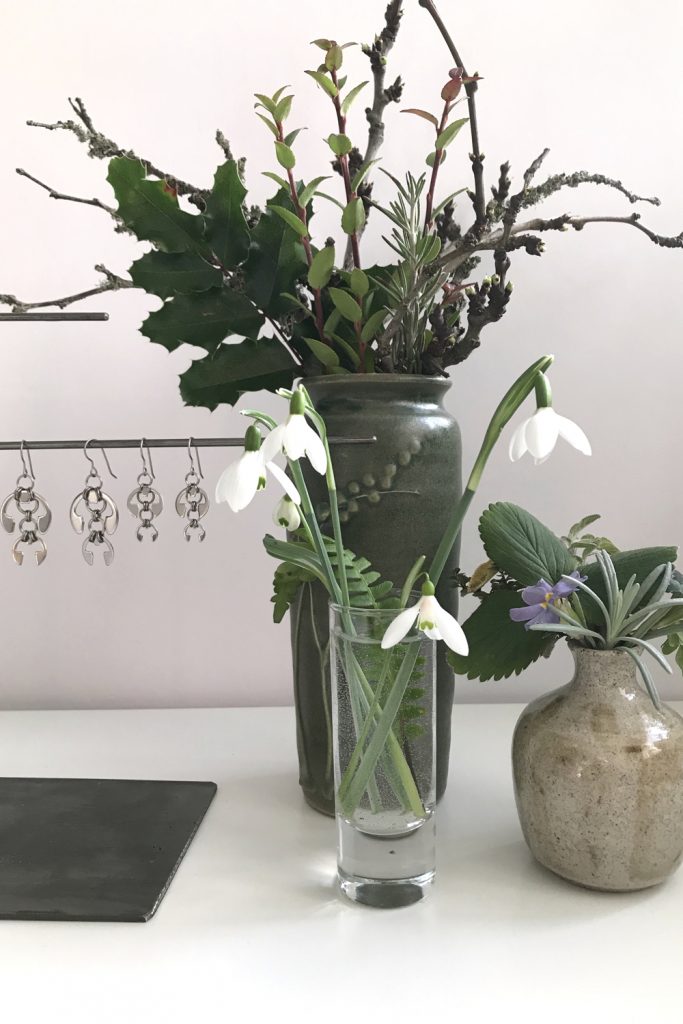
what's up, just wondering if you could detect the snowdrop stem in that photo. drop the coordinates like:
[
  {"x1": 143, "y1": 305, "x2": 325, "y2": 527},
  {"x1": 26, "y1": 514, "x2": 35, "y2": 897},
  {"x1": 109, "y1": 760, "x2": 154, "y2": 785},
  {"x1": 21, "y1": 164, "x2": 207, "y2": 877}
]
[
  {"x1": 288, "y1": 458, "x2": 343, "y2": 605},
  {"x1": 300, "y1": 387, "x2": 351, "y2": 608},
  {"x1": 429, "y1": 355, "x2": 554, "y2": 586}
]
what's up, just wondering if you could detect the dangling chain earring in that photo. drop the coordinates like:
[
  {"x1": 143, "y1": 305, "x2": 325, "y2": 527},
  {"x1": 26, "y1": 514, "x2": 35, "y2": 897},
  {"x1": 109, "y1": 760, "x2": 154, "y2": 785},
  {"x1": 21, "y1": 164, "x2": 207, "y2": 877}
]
[
  {"x1": 127, "y1": 438, "x2": 163, "y2": 542},
  {"x1": 70, "y1": 440, "x2": 119, "y2": 566},
  {"x1": 1, "y1": 441, "x2": 51, "y2": 565},
  {"x1": 175, "y1": 439, "x2": 209, "y2": 542}
]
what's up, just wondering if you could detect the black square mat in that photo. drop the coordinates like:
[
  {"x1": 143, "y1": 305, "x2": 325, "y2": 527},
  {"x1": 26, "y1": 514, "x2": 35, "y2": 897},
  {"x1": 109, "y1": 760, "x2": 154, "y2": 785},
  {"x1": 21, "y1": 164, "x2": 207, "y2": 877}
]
[{"x1": 0, "y1": 777, "x2": 217, "y2": 922}]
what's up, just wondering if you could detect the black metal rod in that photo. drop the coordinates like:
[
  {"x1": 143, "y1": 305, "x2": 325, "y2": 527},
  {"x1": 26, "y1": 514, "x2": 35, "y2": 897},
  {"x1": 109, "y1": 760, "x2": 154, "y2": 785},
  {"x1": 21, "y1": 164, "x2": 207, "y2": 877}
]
[
  {"x1": 0, "y1": 312, "x2": 109, "y2": 322},
  {"x1": 0, "y1": 436, "x2": 375, "y2": 451}
]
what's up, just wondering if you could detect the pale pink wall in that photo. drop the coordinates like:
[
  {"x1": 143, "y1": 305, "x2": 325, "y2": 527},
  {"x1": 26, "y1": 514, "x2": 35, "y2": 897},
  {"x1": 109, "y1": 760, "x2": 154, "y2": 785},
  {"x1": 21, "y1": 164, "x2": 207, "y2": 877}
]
[{"x1": 0, "y1": 0, "x2": 680, "y2": 707}]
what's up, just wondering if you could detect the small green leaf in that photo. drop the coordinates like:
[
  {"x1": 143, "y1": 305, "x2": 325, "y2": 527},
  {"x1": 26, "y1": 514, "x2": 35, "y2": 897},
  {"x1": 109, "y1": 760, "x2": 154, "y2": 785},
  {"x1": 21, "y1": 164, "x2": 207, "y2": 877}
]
[
  {"x1": 677, "y1": 646, "x2": 683, "y2": 674},
  {"x1": 284, "y1": 128, "x2": 303, "y2": 146},
  {"x1": 350, "y1": 268, "x2": 369, "y2": 296},
  {"x1": 402, "y1": 107, "x2": 439, "y2": 128},
  {"x1": 305, "y1": 69, "x2": 338, "y2": 98},
  {"x1": 298, "y1": 175, "x2": 330, "y2": 209},
  {"x1": 435, "y1": 117, "x2": 468, "y2": 150},
  {"x1": 341, "y1": 81, "x2": 368, "y2": 115},
  {"x1": 448, "y1": 589, "x2": 554, "y2": 681},
  {"x1": 311, "y1": 38, "x2": 332, "y2": 50},
  {"x1": 350, "y1": 158, "x2": 380, "y2": 192},
  {"x1": 271, "y1": 86, "x2": 289, "y2": 103},
  {"x1": 274, "y1": 94, "x2": 293, "y2": 122},
  {"x1": 426, "y1": 150, "x2": 447, "y2": 168},
  {"x1": 329, "y1": 287, "x2": 362, "y2": 322},
  {"x1": 255, "y1": 112, "x2": 278, "y2": 137},
  {"x1": 360, "y1": 308, "x2": 388, "y2": 342},
  {"x1": 325, "y1": 43, "x2": 343, "y2": 70},
  {"x1": 274, "y1": 142, "x2": 296, "y2": 169},
  {"x1": 254, "y1": 93, "x2": 277, "y2": 115},
  {"x1": 568, "y1": 513, "x2": 602, "y2": 539},
  {"x1": 662, "y1": 635, "x2": 680, "y2": 655},
  {"x1": 262, "y1": 171, "x2": 289, "y2": 191},
  {"x1": 479, "y1": 502, "x2": 578, "y2": 586},
  {"x1": 328, "y1": 332, "x2": 360, "y2": 367},
  {"x1": 129, "y1": 251, "x2": 221, "y2": 298},
  {"x1": 308, "y1": 245, "x2": 335, "y2": 289},
  {"x1": 302, "y1": 336, "x2": 339, "y2": 367},
  {"x1": 316, "y1": 191, "x2": 345, "y2": 211},
  {"x1": 341, "y1": 197, "x2": 365, "y2": 235},
  {"x1": 326, "y1": 133, "x2": 353, "y2": 156},
  {"x1": 269, "y1": 205, "x2": 308, "y2": 237}
]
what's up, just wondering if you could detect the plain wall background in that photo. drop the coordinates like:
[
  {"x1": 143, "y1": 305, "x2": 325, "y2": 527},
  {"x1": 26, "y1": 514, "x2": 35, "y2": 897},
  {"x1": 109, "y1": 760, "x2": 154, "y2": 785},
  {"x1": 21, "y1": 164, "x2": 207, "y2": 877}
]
[{"x1": 0, "y1": 0, "x2": 680, "y2": 708}]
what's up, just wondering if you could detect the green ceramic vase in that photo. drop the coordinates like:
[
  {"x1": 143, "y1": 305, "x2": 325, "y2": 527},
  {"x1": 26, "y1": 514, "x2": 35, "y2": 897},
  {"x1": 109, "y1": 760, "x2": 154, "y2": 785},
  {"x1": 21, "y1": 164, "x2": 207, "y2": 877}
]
[{"x1": 291, "y1": 375, "x2": 462, "y2": 815}]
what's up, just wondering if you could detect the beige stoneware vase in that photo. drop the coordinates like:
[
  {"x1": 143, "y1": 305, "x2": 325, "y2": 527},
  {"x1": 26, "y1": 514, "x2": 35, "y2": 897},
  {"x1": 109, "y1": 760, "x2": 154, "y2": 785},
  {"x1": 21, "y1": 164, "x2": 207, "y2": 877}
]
[{"x1": 512, "y1": 646, "x2": 683, "y2": 892}]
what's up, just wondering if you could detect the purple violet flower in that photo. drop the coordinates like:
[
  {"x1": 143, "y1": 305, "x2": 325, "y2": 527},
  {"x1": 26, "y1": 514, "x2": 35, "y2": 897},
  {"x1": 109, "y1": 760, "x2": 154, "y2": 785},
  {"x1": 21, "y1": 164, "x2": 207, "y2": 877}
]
[{"x1": 509, "y1": 570, "x2": 587, "y2": 630}]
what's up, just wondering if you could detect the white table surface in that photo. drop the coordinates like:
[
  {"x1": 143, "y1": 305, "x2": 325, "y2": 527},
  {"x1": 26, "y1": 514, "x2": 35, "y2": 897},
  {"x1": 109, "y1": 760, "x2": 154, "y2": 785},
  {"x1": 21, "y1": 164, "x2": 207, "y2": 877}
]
[{"x1": 0, "y1": 704, "x2": 681, "y2": 1023}]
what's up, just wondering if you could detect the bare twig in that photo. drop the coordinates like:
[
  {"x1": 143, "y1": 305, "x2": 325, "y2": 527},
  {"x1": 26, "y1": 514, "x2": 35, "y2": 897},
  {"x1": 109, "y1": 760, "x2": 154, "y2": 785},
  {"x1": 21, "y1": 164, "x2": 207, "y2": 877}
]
[
  {"x1": 27, "y1": 96, "x2": 208, "y2": 207},
  {"x1": 418, "y1": 0, "x2": 486, "y2": 227},
  {"x1": 15, "y1": 167, "x2": 126, "y2": 230},
  {"x1": 0, "y1": 265, "x2": 134, "y2": 313},
  {"x1": 344, "y1": 0, "x2": 404, "y2": 267},
  {"x1": 515, "y1": 213, "x2": 683, "y2": 248}
]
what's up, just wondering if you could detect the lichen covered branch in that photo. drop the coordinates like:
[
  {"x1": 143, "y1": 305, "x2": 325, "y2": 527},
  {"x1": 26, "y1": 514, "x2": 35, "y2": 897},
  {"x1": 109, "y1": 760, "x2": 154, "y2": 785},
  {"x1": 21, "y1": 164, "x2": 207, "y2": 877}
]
[
  {"x1": 0, "y1": 265, "x2": 134, "y2": 313},
  {"x1": 27, "y1": 96, "x2": 208, "y2": 207},
  {"x1": 521, "y1": 169, "x2": 661, "y2": 210}
]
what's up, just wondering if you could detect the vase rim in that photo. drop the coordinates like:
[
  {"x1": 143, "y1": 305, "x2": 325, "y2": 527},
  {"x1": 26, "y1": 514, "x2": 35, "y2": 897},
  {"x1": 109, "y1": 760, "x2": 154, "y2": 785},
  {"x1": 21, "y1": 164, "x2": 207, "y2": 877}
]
[{"x1": 302, "y1": 373, "x2": 451, "y2": 391}]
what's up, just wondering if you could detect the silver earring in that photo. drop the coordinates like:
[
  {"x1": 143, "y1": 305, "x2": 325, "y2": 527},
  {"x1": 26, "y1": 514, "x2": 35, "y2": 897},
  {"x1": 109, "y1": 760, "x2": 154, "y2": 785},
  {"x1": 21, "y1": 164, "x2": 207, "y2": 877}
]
[
  {"x1": 127, "y1": 438, "x2": 163, "y2": 542},
  {"x1": 175, "y1": 439, "x2": 209, "y2": 542},
  {"x1": 1, "y1": 441, "x2": 51, "y2": 565},
  {"x1": 70, "y1": 440, "x2": 119, "y2": 566}
]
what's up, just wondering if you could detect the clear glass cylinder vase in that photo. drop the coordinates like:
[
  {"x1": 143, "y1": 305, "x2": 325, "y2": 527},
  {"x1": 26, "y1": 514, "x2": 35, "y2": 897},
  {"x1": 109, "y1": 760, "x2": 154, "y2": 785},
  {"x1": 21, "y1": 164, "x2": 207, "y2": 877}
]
[{"x1": 330, "y1": 602, "x2": 436, "y2": 908}]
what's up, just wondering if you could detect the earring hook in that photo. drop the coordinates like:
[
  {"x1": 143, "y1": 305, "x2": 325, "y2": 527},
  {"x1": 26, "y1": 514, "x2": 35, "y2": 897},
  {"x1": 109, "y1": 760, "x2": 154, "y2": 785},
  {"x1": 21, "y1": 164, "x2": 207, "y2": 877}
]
[
  {"x1": 84, "y1": 439, "x2": 118, "y2": 480},
  {"x1": 187, "y1": 437, "x2": 204, "y2": 480},
  {"x1": 139, "y1": 438, "x2": 156, "y2": 480},
  {"x1": 19, "y1": 440, "x2": 35, "y2": 481}
]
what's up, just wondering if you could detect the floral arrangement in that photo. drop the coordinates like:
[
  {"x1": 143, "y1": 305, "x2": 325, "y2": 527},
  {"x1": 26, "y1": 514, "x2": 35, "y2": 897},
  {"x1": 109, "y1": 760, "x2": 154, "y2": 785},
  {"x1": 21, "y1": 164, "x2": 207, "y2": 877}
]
[
  {"x1": 214, "y1": 354, "x2": 591, "y2": 815},
  {"x1": 2, "y1": 1, "x2": 681, "y2": 409},
  {"x1": 451, "y1": 504, "x2": 683, "y2": 706}
]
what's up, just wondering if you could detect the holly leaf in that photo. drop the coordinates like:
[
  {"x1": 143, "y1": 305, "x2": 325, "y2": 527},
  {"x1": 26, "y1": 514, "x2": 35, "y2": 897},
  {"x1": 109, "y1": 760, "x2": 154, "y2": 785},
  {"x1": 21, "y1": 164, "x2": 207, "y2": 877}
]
[
  {"x1": 204, "y1": 160, "x2": 251, "y2": 269},
  {"x1": 107, "y1": 157, "x2": 207, "y2": 254},
  {"x1": 179, "y1": 337, "x2": 299, "y2": 409},
  {"x1": 243, "y1": 194, "x2": 307, "y2": 315},
  {"x1": 141, "y1": 289, "x2": 264, "y2": 353},
  {"x1": 129, "y1": 251, "x2": 222, "y2": 298},
  {"x1": 448, "y1": 589, "x2": 554, "y2": 682},
  {"x1": 479, "y1": 502, "x2": 577, "y2": 586}
]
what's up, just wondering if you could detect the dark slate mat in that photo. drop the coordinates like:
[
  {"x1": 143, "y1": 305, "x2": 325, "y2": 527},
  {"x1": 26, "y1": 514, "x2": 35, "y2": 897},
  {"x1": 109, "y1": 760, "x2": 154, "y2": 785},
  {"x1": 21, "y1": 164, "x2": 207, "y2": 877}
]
[{"x1": 0, "y1": 777, "x2": 216, "y2": 922}]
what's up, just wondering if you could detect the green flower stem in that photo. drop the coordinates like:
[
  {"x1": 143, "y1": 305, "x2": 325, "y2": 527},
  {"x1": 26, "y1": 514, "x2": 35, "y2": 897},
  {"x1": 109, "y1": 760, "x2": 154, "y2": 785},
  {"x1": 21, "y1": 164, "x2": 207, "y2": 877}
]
[
  {"x1": 429, "y1": 355, "x2": 554, "y2": 586},
  {"x1": 340, "y1": 639, "x2": 423, "y2": 818}
]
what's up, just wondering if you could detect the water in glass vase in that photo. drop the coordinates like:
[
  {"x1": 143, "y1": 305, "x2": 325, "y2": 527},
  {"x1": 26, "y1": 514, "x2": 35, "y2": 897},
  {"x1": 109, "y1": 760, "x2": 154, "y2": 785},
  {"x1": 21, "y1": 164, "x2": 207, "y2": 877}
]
[{"x1": 330, "y1": 603, "x2": 437, "y2": 908}]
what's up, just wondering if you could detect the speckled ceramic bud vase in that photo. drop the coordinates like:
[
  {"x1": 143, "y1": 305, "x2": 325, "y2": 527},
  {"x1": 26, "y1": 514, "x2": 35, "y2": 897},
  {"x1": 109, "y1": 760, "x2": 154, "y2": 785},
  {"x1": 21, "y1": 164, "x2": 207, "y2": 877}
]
[
  {"x1": 290, "y1": 376, "x2": 462, "y2": 816},
  {"x1": 513, "y1": 646, "x2": 683, "y2": 892}
]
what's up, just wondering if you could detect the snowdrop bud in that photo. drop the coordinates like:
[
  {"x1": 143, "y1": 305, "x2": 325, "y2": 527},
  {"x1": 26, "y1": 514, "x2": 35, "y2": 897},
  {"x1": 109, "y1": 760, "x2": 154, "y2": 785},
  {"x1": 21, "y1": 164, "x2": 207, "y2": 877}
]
[
  {"x1": 244, "y1": 424, "x2": 263, "y2": 452},
  {"x1": 289, "y1": 389, "x2": 307, "y2": 415},
  {"x1": 274, "y1": 495, "x2": 301, "y2": 531}
]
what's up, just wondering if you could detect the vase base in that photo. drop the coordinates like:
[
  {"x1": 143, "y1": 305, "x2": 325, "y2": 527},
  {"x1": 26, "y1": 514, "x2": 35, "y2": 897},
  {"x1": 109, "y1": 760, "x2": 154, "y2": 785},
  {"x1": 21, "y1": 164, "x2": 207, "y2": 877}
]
[
  {"x1": 303, "y1": 790, "x2": 335, "y2": 817},
  {"x1": 338, "y1": 867, "x2": 434, "y2": 908}
]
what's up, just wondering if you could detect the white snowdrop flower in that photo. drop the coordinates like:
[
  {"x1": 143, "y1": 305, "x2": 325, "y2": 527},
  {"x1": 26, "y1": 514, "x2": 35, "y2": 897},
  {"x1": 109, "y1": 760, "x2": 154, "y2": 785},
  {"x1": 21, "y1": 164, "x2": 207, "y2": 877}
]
[
  {"x1": 215, "y1": 425, "x2": 301, "y2": 512},
  {"x1": 262, "y1": 388, "x2": 327, "y2": 475},
  {"x1": 381, "y1": 580, "x2": 468, "y2": 655}
]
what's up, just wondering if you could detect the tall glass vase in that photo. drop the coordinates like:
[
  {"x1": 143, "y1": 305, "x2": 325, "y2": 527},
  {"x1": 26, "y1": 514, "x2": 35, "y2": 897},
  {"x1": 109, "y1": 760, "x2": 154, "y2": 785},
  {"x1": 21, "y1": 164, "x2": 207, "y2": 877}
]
[{"x1": 330, "y1": 603, "x2": 436, "y2": 908}]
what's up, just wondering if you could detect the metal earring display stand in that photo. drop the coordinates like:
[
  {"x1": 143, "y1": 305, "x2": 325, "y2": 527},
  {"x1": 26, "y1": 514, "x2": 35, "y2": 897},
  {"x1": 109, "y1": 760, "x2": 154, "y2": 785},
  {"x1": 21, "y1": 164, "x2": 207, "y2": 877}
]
[{"x1": 0, "y1": 311, "x2": 374, "y2": 921}]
